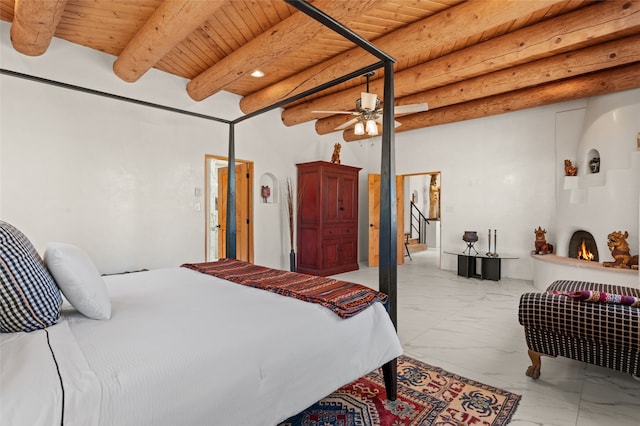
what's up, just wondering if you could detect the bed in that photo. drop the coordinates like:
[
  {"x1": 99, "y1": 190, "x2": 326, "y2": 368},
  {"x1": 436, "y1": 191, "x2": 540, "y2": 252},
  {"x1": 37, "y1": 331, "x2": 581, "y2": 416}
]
[{"x1": 0, "y1": 222, "x2": 402, "y2": 426}]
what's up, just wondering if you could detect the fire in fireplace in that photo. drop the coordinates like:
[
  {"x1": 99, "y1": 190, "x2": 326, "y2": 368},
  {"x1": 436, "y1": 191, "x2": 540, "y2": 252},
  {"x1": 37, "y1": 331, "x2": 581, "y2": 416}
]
[
  {"x1": 568, "y1": 230, "x2": 599, "y2": 262},
  {"x1": 577, "y1": 240, "x2": 595, "y2": 261}
]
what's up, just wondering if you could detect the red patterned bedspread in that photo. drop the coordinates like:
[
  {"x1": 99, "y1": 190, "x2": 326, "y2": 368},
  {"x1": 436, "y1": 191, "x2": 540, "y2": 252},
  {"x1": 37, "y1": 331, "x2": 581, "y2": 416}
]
[{"x1": 181, "y1": 258, "x2": 387, "y2": 318}]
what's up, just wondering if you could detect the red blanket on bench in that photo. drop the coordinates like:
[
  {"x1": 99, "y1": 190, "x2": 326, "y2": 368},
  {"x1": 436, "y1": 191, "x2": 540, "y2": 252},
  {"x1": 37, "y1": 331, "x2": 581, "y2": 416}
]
[{"x1": 181, "y1": 258, "x2": 387, "y2": 318}]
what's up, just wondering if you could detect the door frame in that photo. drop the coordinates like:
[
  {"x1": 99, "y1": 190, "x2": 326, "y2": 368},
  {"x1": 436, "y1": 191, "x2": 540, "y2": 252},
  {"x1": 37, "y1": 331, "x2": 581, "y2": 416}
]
[
  {"x1": 402, "y1": 170, "x2": 441, "y2": 259},
  {"x1": 205, "y1": 155, "x2": 254, "y2": 262}
]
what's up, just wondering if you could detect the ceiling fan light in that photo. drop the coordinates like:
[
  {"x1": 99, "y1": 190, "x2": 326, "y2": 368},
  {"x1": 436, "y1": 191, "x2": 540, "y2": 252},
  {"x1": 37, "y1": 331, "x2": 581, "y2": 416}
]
[
  {"x1": 365, "y1": 119, "x2": 378, "y2": 136},
  {"x1": 354, "y1": 121, "x2": 365, "y2": 135},
  {"x1": 361, "y1": 92, "x2": 378, "y2": 111}
]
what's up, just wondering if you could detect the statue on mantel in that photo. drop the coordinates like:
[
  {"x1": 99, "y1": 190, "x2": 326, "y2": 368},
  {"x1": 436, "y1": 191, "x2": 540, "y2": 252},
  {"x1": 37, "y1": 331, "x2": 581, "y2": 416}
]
[
  {"x1": 602, "y1": 231, "x2": 639, "y2": 269},
  {"x1": 533, "y1": 226, "x2": 554, "y2": 255},
  {"x1": 564, "y1": 159, "x2": 577, "y2": 176}
]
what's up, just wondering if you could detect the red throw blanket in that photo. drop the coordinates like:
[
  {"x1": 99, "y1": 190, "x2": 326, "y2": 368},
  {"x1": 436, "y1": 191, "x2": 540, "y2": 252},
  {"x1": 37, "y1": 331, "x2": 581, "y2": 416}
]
[
  {"x1": 549, "y1": 289, "x2": 640, "y2": 307},
  {"x1": 181, "y1": 258, "x2": 387, "y2": 318}
]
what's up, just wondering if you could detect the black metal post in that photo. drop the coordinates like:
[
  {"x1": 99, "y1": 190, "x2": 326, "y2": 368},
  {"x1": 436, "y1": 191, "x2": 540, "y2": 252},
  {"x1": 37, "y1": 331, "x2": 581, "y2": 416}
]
[
  {"x1": 226, "y1": 123, "x2": 237, "y2": 259},
  {"x1": 379, "y1": 60, "x2": 398, "y2": 401},
  {"x1": 379, "y1": 60, "x2": 397, "y2": 330}
]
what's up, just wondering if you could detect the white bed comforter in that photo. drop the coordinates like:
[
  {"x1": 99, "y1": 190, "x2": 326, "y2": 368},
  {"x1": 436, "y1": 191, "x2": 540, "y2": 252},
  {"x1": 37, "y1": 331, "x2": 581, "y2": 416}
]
[{"x1": 1, "y1": 267, "x2": 402, "y2": 426}]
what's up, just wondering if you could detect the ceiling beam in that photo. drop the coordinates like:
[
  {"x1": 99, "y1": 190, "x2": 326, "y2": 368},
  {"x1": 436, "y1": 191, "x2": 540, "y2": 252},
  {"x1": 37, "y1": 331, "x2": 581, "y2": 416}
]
[
  {"x1": 239, "y1": 0, "x2": 565, "y2": 115},
  {"x1": 315, "y1": 34, "x2": 640, "y2": 135},
  {"x1": 186, "y1": 0, "x2": 385, "y2": 101},
  {"x1": 289, "y1": 0, "x2": 640, "y2": 128},
  {"x1": 113, "y1": 0, "x2": 228, "y2": 83},
  {"x1": 342, "y1": 63, "x2": 640, "y2": 142},
  {"x1": 10, "y1": 0, "x2": 68, "y2": 56}
]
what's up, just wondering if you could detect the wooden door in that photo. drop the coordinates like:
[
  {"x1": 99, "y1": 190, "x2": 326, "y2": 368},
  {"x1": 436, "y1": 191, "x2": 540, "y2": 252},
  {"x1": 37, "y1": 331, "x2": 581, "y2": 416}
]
[
  {"x1": 217, "y1": 163, "x2": 252, "y2": 262},
  {"x1": 368, "y1": 174, "x2": 404, "y2": 266}
]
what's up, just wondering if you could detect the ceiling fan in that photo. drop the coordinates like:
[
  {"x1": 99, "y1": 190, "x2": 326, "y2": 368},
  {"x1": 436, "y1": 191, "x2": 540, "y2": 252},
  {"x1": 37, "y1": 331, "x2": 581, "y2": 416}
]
[{"x1": 312, "y1": 72, "x2": 429, "y2": 136}]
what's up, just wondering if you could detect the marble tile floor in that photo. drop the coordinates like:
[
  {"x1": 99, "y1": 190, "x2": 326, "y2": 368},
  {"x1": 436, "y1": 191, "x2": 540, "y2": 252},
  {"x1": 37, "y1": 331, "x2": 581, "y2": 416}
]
[{"x1": 332, "y1": 249, "x2": 640, "y2": 426}]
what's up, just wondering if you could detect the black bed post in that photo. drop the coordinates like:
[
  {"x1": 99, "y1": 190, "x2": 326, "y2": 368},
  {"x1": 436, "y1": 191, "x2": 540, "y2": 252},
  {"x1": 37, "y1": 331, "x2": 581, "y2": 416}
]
[
  {"x1": 379, "y1": 59, "x2": 398, "y2": 400},
  {"x1": 226, "y1": 122, "x2": 237, "y2": 259}
]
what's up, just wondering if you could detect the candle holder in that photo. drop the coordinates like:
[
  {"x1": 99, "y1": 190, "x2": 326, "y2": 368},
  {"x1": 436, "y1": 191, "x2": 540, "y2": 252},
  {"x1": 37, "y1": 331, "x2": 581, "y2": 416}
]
[
  {"x1": 492, "y1": 229, "x2": 499, "y2": 257},
  {"x1": 486, "y1": 228, "x2": 492, "y2": 256}
]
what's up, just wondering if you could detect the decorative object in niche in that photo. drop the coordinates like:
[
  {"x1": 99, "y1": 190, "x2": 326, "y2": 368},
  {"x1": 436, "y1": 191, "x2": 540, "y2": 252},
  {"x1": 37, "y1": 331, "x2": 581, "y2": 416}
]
[
  {"x1": 331, "y1": 143, "x2": 341, "y2": 164},
  {"x1": 259, "y1": 173, "x2": 278, "y2": 203},
  {"x1": 589, "y1": 157, "x2": 600, "y2": 173},
  {"x1": 564, "y1": 159, "x2": 577, "y2": 176},
  {"x1": 602, "y1": 231, "x2": 639, "y2": 270},
  {"x1": 261, "y1": 185, "x2": 271, "y2": 203},
  {"x1": 533, "y1": 226, "x2": 554, "y2": 255}
]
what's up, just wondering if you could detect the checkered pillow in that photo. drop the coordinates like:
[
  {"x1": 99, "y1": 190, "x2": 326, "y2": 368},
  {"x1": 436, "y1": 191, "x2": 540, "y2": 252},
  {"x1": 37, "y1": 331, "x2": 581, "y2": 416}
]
[{"x1": 0, "y1": 221, "x2": 62, "y2": 332}]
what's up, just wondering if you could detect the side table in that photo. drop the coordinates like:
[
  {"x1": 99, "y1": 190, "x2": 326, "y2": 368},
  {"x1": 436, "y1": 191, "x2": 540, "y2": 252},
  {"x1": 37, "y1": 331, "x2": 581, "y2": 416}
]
[{"x1": 444, "y1": 251, "x2": 518, "y2": 281}]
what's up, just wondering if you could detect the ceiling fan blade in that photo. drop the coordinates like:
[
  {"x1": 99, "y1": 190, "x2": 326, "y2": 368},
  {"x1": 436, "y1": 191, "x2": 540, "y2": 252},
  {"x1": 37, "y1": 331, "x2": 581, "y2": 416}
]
[
  {"x1": 360, "y1": 92, "x2": 378, "y2": 111},
  {"x1": 312, "y1": 110, "x2": 359, "y2": 115},
  {"x1": 374, "y1": 117, "x2": 402, "y2": 128},
  {"x1": 394, "y1": 102, "x2": 429, "y2": 115},
  {"x1": 334, "y1": 117, "x2": 361, "y2": 131}
]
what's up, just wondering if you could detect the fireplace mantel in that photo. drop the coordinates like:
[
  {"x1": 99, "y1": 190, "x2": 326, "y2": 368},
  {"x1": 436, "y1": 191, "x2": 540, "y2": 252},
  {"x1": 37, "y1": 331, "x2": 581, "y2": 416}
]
[{"x1": 531, "y1": 253, "x2": 638, "y2": 291}]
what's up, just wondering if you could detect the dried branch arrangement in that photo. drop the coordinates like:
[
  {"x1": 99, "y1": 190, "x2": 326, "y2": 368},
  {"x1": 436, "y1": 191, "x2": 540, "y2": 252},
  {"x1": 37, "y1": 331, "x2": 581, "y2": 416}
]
[{"x1": 286, "y1": 177, "x2": 295, "y2": 252}]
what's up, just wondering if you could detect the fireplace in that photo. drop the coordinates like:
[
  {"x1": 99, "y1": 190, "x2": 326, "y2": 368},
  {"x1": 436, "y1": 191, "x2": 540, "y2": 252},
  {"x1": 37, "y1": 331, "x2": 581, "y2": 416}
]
[{"x1": 568, "y1": 230, "x2": 599, "y2": 262}]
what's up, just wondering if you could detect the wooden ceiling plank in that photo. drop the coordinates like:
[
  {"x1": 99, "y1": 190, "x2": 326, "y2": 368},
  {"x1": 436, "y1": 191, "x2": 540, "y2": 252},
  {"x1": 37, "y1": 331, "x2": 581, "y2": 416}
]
[
  {"x1": 343, "y1": 63, "x2": 640, "y2": 141},
  {"x1": 240, "y1": 0, "x2": 565, "y2": 114},
  {"x1": 10, "y1": 0, "x2": 68, "y2": 56},
  {"x1": 113, "y1": 0, "x2": 228, "y2": 83},
  {"x1": 186, "y1": 0, "x2": 386, "y2": 101},
  {"x1": 281, "y1": 0, "x2": 640, "y2": 126},
  {"x1": 316, "y1": 34, "x2": 640, "y2": 134}
]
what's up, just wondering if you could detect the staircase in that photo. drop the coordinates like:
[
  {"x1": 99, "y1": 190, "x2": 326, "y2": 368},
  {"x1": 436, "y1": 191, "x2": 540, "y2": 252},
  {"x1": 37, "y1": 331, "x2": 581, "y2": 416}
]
[
  {"x1": 407, "y1": 201, "x2": 429, "y2": 254},
  {"x1": 405, "y1": 234, "x2": 427, "y2": 253}
]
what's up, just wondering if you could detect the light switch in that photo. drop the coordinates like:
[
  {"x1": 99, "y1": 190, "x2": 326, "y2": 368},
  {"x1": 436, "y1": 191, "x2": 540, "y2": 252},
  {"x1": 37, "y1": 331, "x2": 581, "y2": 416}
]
[{"x1": 194, "y1": 187, "x2": 202, "y2": 197}]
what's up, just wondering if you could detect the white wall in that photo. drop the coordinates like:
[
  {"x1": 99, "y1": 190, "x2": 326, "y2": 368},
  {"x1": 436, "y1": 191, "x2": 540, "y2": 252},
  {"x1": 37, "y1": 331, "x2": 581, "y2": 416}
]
[
  {"x1": 358, "y1": 106, "x2": 560, "y2": 280},
  {"x1": 0, "y1": 21, "x2": 351, "y2": 273},
  {"x1": 2, "y1": 20, "x2": 637, "y2": 281},
  {"x1": 357, "y1": 91, "x2": 639, "y2": 281}
]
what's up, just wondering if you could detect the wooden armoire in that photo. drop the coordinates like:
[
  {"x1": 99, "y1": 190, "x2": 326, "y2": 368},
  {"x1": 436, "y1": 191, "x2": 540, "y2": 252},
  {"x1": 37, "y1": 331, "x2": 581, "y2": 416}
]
[{"x1": 296, "y1": 161, "x2": 361, "y2": 276}]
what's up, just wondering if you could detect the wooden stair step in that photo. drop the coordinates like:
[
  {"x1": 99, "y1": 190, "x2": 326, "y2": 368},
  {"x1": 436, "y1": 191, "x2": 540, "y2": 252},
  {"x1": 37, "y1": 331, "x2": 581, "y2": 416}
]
[{"x1": 407, "y1": 243, "x2": 427, "y2": 252}]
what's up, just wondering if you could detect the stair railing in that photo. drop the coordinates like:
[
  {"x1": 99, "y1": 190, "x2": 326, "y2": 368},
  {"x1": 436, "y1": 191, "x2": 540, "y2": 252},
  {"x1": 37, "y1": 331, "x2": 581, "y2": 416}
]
[{"x1": 409, "y1": 201, "x2": 429, "y2": 244}]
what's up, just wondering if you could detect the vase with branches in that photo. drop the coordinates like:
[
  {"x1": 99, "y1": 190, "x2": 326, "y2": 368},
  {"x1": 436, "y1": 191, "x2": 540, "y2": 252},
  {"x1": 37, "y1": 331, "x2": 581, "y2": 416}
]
[{"x1": 285, "y1": 177, "x2": 296, "y2": 271}]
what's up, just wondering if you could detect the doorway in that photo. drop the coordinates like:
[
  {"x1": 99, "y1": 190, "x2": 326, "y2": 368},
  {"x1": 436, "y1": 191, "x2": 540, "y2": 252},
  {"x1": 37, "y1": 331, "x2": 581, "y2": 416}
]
[
  {"x1": 205, "y1": 155, "x2": 254, "y2": 262},
  {"x1": 404, "y1": 171, "x2": 441, "y2": 260},
  {"x1": 367, "y1": 172, "x2": 441, "y2": 266},
  {"x1": 367, "y1": 174, "x2": 405, "y2": 267}
]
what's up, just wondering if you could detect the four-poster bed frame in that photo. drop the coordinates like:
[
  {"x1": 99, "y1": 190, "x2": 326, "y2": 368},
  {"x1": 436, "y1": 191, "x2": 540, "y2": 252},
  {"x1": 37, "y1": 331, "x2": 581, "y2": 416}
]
[{"x1": 0, "y1": 0, "x2": 400, "y2": 400}]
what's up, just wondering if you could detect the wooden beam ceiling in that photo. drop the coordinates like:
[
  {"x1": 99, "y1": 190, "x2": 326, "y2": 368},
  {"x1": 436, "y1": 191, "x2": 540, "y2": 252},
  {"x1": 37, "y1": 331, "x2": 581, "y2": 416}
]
[
  {"x1": 1, "y1": 0, "x2": 638, "y2": 141},
  {"x1": 187, "y1": 0, "x2": 386, "y2": 101},
  {"x1": 287, "y1": 0, "x2": 640, "y2": 129},
  {"x1": 10, "y1": 0, "x2": 67, "y2": 56},
  {"x1": 342, "y1": 62, "x2": 640, "y2": 142},
  {"x1": 113, "y1": 0, "x2": 229, "y2": 83},
  {"x1": 240, "y1": 0, "x2": 567, "y2": 115}
]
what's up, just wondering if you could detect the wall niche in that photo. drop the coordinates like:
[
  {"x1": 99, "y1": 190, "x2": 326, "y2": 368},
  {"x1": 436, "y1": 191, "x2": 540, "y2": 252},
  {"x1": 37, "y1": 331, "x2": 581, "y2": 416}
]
[
  {"x1": 587, "y1": 149, "x2": 600, "y2": 174},
  {"x1": 259, "y1": 173, "x2": 278, "y2": 204}
]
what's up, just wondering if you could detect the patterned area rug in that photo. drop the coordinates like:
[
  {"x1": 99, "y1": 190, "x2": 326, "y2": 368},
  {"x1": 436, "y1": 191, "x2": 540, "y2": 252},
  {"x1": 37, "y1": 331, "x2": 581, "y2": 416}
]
[{"x1": 279, "y1": 355, "x2": 521, "y2": 426}]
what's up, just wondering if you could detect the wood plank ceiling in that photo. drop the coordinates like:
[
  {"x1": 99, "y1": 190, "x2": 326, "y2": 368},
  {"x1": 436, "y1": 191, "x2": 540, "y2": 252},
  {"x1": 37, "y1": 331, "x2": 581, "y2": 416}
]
[{"x1": 2, "y1": 0, "x2": 639, "y2": 142}]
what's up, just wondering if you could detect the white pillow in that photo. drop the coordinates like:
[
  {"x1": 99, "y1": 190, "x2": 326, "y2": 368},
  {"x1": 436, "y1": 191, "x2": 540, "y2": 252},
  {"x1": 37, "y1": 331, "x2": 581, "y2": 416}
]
[{"x1": 44, "y1": 243, "x2": 111, "y2": 320}]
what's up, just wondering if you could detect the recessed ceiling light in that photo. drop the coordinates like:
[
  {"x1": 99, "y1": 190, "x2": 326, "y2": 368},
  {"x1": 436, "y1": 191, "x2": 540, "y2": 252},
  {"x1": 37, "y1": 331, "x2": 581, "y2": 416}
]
[{"x1": 250, "y1": 70, "x2": 265, "y2": 78}]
